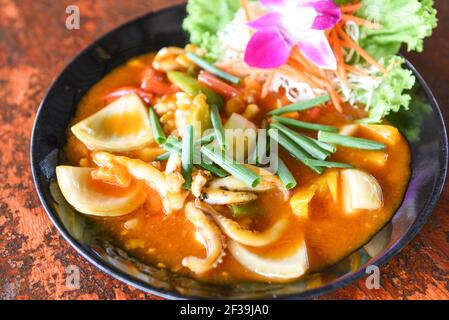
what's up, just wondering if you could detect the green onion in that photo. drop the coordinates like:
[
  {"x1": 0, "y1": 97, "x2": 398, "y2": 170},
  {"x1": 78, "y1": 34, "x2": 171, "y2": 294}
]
[
  {"x1": 268, "y1": 129, "x2": 323, "y2": 174},
  {"x1": 198, "y1": 161, "x2": 228, "y2": 178},
  {"x1": 197, "y1": 131, "x2": 216, "y2": 145},
  {"x1": 267, "y1": 95, "x2": 330, "y2": 116},
  {"x1": 202, "y1": 145, "x2": 260, "y2": 187},
  {"x1": 277, "y1": 158, "x2": 297, "y2": 189},
  {"x1": 167, "y1": 71, "x2": 224, "y2": 109},
  {"x1": 303, "y1": 159, "x2": 353, "y2": 169},
  {"x1": 155, "y1": 152, "x2": 171, "y2": 161},
  {"x1": 318, "y1": 131, "x2": 386, "y2": 150},
  {"x1": 273, "y1": 116, "x2": 338, "y2": 132},
  {"x1": 271, "y1": 122, "x2": 329, "y2": 160},
  {"x1": 186, "y1": 53, "x2": 241, "y2": 85},
  {"x1": 149, "y1": 107, "x2": 166, "y2": 144},
  {"x1": 230, "y1": 202, "x2": 259, "y2": 218},
  {"x1": 211, "y1": 104, "x2": 227, "y2": 150},
  {"x1": 181, "y1": 125, "x2": 194, "y2": 189},
  {"x1": 162, "y1": 137, "x2": 227, "y2": 177},
  {"x1": 305, "y1": 136, "x2": 337, "y2": 153}
]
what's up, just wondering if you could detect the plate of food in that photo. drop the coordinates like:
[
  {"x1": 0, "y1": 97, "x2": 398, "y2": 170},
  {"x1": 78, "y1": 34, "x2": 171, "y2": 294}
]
[{"x1": 31, "y1": 0, "x2": 447, "y2": 299}]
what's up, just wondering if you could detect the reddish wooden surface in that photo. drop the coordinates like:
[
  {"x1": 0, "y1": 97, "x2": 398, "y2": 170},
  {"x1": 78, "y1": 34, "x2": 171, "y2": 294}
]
[{"x1": 0, "y1": 0, "x2": 448, "y2": 300}]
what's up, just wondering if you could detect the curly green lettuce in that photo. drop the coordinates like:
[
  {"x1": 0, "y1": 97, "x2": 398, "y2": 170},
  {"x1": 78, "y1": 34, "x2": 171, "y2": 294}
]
[
  {"x1": 335, "y1": 0, "x2": 436, "y2": 121},
  {"x1": 360, "y1": 57, "x2": 416, "y2": 122},
  {"x1": 183, "y1": 0, "x2": 241, "y2": 60},
  {"x1": 356, "y1": 0, "x2": 437, "y2": 59}
]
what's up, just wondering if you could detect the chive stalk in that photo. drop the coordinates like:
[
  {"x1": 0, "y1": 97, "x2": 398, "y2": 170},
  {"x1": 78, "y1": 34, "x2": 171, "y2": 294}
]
[
  {"x1": 186, "y1": 53, "x2": 241, "y2": 84},
  {"x1": 211, "y1": 104, "x2": 227, "y2": 150},
  {"x1": 303, "y1": 159, "x2": 353, "y2": 169},
  {"x1": 271, "y1": 122, "x2": 329, "y2": 160},
  {"x1": 267, "y1": 95, "x2": 330, "y2": 116},
  {"x1": 201, "y1": 145, "x2": 260, "y2": 187},
  {"x1": 273, "y1": 116, "x2": 338, "y2": 132},
  {"x1": 277, "y1": 158, "x2": 297, "y2": 189},
  {"x1": 268, "y1": 129, "x2": 323, "y2": 174},
  {"x1": 318, "y1": 131, "x2": 386, "y2": 150},
  {"x1": 149, "y1": 107, "x2": 166, "y2": 144},
  {"x1": 181, "y1": 125, "x2": 194, "y2": 189}
]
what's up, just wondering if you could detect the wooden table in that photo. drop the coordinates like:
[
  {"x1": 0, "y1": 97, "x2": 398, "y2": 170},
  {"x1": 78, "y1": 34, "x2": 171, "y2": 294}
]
[{"x1": 0, "y1": 0, "x2": 447, "y2": 300}]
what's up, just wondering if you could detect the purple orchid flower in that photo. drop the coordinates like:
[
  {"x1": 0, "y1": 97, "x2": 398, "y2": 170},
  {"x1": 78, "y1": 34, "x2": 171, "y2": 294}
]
[{"x1": 244, "y1": 0, "x2": 341, "y2": 70}]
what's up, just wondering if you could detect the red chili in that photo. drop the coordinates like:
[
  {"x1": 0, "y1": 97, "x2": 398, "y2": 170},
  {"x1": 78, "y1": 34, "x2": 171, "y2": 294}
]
[
  {"x1": 198, "y1": 71, "x2": 240, "y2": 99},
  {"x1": 103, "y1": 86, "x2": 153, "y2": 105},
  {"x1": 141, "y1": 68, "x2": 178, "y2": 96}
]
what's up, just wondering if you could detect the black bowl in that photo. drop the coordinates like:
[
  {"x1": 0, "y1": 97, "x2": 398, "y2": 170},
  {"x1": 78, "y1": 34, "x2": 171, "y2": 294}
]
[{"x1": 30, "y1": 4, "x2": 448, "y2": 299}]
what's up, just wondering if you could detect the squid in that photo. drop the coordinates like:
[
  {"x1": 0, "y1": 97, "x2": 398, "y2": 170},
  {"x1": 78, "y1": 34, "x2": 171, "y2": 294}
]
[
  {"x1": 228, "y1": 239, "x2": 309, "y2": 280},
  {"x1": 200, "y1": 188, "x2": 258, "y2": 205},
  {"x1": 195, "y1": 200, "x2": 288, "y2": 247},
  {"x1": 182, "y1": 202, "x2": 226, "y2": 274},
  {"x1": 92, "y1": 152, "x2": 188, "y2": 213},
  {"x1": 208, "y1": 165, "x2": 289, "y2": 201}
]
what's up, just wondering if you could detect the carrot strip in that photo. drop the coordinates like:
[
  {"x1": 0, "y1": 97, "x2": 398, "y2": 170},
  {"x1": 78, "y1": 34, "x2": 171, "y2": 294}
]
[
  {"x1": 339, "y1": 3, "x2": 362, "y2": 13},
  {"x1": 341, "y1": 14, "x2": 383, "y2": 29},
  {"x1": 330, "y1": 30, "x2": 349, "y2": 89},
  {"x1": 344, "y1": 64, "x2": 369, "y2": 76},
  {"x1": 240, "y1": 0, "x2": 253, "y2": 22},
  {"x1": 261, "y1": 72, "x2": 275, "y2": 98},
  {"x1": 336, "y1": 24, "x2": 386, "y2": 72}
]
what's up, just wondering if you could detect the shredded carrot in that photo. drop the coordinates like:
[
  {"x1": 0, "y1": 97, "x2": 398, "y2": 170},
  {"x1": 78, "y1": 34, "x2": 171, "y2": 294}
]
[
  {"x1": 339, "y1": 3, "x2": 362, "y2": 13},
  {"x1": 240, "y1": 0, "x2": 253, "y2": 22},
  {"x1": 261, "y1": 72, "x2": 275, "y2": 98},
  {"x1": 341, "y1": 14, "x2": 383, "y2": 29},
  {"x1": 336, "y1": 24, "x2": 386, "y2": 72},
  {"x1": 330, "y1": 30, "x2": 349, "y2": 89},
  {"x1": 344, "y1": 64, "x2": 369, "y2": 77}
]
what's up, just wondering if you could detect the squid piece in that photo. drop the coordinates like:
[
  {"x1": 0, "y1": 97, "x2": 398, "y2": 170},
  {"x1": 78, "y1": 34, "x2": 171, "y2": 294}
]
[
  {"x1": 195, "y1": 200, "x2": 288, "y2": 247},
  {"x1": 208, "y1": 165, "x2": 289, "y2": 201},
  {"x1": 191, "y1": 170, "x2": 210, "y2": 198},
  {"x1": 200, "y1": 188, "x2": 258, "y2": 205},
  {"x1": 164, "y1": 153, "x2": 185, "y2": 193},
  {"x1": 182, "y1": 202, "x2": 226, "y2": 274},
  {"x1": 228, "y1": 239, "x2": 309, "y2": 280},
  {"x1": 92, "y1": 152, "x2": 188, "y2": 213}
]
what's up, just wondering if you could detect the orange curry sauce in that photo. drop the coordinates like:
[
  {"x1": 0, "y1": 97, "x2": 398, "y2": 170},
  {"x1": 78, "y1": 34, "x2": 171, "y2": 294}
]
[{"x1": 64, "y1": 53, "x2": 411, "y2": 284}]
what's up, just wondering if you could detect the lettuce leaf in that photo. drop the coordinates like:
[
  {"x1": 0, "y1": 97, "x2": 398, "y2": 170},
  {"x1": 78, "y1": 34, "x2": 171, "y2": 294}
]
[
  {"x1": 364, "y1": 56, "x2": 416, "y2": 121},
  {"x1": 356, "y1": 0, "x2": 437, "y2": 58},
  {"x1": 183, "y1": 0, "x2": 241, "y2": 60}
]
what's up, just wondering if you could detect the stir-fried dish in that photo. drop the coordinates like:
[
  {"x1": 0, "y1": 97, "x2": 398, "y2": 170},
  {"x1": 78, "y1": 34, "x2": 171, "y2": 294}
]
[{"x1": 57, "y1": 0, "x2": 436, "y2": 283}]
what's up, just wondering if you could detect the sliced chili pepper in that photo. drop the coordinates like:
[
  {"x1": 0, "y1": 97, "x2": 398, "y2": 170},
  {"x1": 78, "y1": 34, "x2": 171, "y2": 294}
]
[{"x1": 198, "y1": 71, "x2": 240, "y2": 99}]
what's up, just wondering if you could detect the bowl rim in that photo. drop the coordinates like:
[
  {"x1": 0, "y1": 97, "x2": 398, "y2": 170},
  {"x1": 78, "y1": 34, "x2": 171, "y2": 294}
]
[{"x1": 30, "y1": 4, "x2": 448, "y2": 300}]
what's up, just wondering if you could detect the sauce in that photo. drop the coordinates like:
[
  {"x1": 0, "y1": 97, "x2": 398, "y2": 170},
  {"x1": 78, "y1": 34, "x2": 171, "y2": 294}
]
[{"x1": 64, "y1": 53, "x2": 411, "y2": 283}]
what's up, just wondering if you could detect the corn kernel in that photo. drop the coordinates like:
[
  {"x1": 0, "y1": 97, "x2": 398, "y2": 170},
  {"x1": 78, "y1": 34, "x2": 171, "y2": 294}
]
[{"x1": 242, "y1": 104, "x2": 260, "y2": 120}]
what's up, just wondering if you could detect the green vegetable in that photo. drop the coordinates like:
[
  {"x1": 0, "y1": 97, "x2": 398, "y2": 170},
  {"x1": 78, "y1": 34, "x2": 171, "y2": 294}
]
[
  {"x1": 268, "y1": 129, "x2": 323, "y2": 174},
  {"x1": 163, "y1": 136, "x2": 227, "y2": 177},
  {"x1": 355, "y1": 0, "x2": 437, "y2": 59},
  {"x1": 149, "y1": 108, "x2": 166, "y2": 144},
  {"x1": 271, "y1": 122, "x2": 329, "y2": 160},
  {"x1": 197, "y1": 131, "x2": 216, "y2": 145},
  {"x1": 277, "y1": 159, "x2": 297, "y2": 190},
  {"x1": 303, "y1": 159, "x2": 353, "y2": 169},
  {"x1": 167, "y1": 71, "x2": 224, "y2": 109},
  {"x1": 357, "y1": 57, "x2": 416, "y2": 122},
  {"x1": 210, "y1": 104, "x2": 227, "y2": 151},
  {"x1": 273, "y1": 116, "x2": 338, "y2": 132},
  {"x1": 183, "y1": 0, "x2": 241, "y2": 61},
  {"x1": 181, "y1": 125, "x2": 194, "y2": 189},
  {"x1": 155, "y1": 152, "x2": 171, "y2": 161},
  {"x1": 304, "y1": 136, "x2": 337, "y2": 153},
  {"x1": 202, "y1": 145, "x2": 261, "y2": 187},
  {"x1": 230, "y1": 202, "x2": 260, "y2": 218},
  {"x1": 267, "y1": 95, "x2": 330, "y2": 116},
  {"x1": 318, "y1": 131, "x2": 386, "y2": 150},
  {"x1": 186, "y1": 53, "x2": 241, "y2": 84}
]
